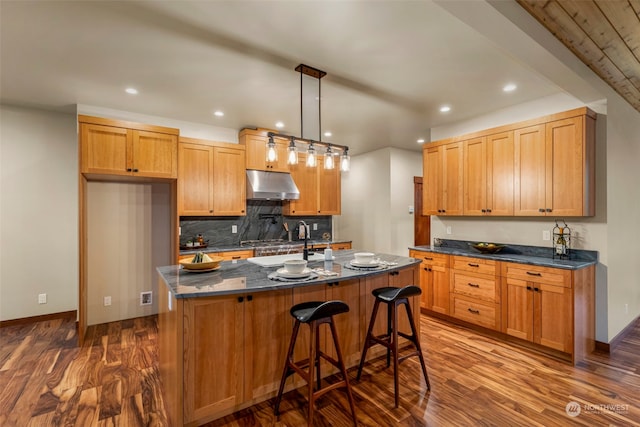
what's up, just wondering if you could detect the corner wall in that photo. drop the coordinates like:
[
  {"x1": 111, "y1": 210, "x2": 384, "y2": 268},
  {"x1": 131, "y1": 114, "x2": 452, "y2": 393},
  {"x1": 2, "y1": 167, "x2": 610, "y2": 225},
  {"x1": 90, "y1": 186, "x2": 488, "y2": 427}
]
[
  {"x1": 0, "y1": 105, "x2": 78, "y2": 321},
  {"x1": 335, "y1": 147, "x2": 422, "y2": 256}
]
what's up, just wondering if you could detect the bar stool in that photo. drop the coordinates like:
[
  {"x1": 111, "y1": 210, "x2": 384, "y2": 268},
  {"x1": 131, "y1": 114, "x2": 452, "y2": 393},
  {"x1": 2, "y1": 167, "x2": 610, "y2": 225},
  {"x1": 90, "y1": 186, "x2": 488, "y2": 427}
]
[
  {"x1": 274, "y1": 300, "x2": 358, "y2": 426},
  {"x1": 356, "y1": 285, "x2": 430, "y2": 407}
]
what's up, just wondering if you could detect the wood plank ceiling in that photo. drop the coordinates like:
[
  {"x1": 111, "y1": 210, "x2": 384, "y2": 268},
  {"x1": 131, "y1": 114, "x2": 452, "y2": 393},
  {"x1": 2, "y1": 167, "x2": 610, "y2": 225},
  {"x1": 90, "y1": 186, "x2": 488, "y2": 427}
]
[{"x1": 517, "y1": 0, "x2": 640, "y2": 113}]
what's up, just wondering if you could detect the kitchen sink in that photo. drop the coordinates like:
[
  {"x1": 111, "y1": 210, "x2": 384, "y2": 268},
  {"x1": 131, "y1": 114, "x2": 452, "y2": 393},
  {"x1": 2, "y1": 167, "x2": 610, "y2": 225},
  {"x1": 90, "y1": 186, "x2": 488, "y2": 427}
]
[{"x1": 247, "y1": 252, "x2": 325, "y2": 267}]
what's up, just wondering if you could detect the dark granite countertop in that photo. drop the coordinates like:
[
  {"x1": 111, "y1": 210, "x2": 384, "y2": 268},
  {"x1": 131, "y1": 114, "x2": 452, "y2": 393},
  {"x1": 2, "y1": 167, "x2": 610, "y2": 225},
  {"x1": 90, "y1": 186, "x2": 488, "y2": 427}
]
[
  {"x1": 179, "y1": 239, "x2": 352, "y2": 256},
  {"x1": 409, "y1": 239, "x2": 597, "y2": 270},
  {"x1": 158, "y1": 249, "x2": 418, "y2": 299}
]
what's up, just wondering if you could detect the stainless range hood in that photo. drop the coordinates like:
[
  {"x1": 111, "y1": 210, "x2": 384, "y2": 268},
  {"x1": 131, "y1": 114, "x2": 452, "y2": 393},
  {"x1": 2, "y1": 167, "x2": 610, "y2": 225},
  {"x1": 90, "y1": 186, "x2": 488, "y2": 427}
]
[{"x1": 246, "y1": 170, "x2": 300, "y2": 200}]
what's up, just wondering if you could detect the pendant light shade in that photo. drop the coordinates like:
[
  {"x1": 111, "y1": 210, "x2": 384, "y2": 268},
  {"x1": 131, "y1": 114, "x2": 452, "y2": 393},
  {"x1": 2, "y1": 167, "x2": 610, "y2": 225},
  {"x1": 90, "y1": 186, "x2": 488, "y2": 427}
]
[
  {"x1": 341, "y1": 148, "x2": 350, "y2": 172},
  {"x1": 324, "y1": 145, "x2": 334, "y2": 169},
  {"x1": 266, "y1": 136, "x2": 278, "y2": 163},
  {"x1": 306, "y1": 143, "x2": 317, "y2": 167},
  {"x1": 287, "y1": 137, "x2": 298, "y2": 165}
]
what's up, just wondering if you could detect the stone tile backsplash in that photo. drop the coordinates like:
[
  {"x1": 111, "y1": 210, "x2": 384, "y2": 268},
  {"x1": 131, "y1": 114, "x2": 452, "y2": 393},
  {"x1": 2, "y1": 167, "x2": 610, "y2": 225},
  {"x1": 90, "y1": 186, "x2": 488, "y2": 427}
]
[{"x1": 179, "y1": 200, "x2": 332, "y2": 246}]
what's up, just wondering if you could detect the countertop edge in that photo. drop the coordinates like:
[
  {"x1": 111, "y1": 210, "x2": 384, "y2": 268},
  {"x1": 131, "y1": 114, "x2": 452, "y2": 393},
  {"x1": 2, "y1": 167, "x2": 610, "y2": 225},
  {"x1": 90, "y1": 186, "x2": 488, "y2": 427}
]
[{"x1": 408, "y1": 245, "x2": 596, "y2": 270}]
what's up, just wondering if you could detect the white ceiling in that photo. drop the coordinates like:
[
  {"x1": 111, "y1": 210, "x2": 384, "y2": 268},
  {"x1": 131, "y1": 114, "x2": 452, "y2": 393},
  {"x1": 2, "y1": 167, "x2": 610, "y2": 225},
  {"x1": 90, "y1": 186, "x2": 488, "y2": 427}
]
[{"x1": 1, "y1": 0, "x2": 566, "y2": 154}]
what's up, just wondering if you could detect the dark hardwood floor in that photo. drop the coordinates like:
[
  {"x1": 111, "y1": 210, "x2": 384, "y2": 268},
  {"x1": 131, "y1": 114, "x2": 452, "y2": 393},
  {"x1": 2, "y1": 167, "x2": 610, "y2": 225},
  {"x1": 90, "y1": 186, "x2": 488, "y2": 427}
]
[{"x1": 1, "y1": 313, "x2": 639, "y2": 426}]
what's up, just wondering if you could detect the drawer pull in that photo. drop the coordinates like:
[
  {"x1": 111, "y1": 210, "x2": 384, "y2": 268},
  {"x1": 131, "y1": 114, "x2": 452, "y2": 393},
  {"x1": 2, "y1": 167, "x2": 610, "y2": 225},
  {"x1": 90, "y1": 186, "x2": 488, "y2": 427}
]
[
  {"x1": 468, "y1": 263, "x2": 479, "y2": 267},
  {"x1": 232, "y1": 256, "x2": 241, "y2": 259},
  {"x1": 526, "y1": 271, "x2": 542, "y2": 276},
  {"x1": 424, "y1": 256, "x2": 433, "y2": 260},
  {"x1": 467, "y1": 308, "x2": 480, "y2": 314},
  {"x1": 467, "y1": 283, "x2": 480, "y2": 288}
]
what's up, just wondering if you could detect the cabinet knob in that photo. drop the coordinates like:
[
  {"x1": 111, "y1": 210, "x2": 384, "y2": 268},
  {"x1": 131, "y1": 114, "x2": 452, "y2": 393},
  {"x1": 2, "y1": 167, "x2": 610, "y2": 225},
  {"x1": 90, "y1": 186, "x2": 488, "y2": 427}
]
[
  {"x1": 526, "y1": 286, "x2": 532, "y2": 291},
  {"x1": 133, "y1": 168, "x2": 138, "y2": 172},
  {"x1": 318, "y1": 210, "x2": 321, "y2": 213},
  {"x1": 539, "y1": 208, "x2": 545, "y2": 213},
  {"x1": 486, "y1": 209, "x2": 491, "y2": 213},
  {"x1": 241, "y1": 210, "x2": 245, "y2": 213},
  {"x1": 534, "y1": 287, "x2": 540, "y2": 292},
  {"x1": 209, "y1": 210, "x2": 213, "y2": 213},
  {"x1": 546, "y1": 208, "x2": 552, "y2": 212},
  {"x1": 481, "y1": 209, "x2": 486, "y2": 213},
  {"x1": 247, "y1": 295, "x2": 253, "y2": 301},
  {"x1": 238, "y1": 296, "x2": 244, "y2": 303},
  {"x1": 126, "y1": 168, "x2": 132, "y2": 172},
  {"x1": 442, "y1": 209, "x2": 446, "y2": 213}
]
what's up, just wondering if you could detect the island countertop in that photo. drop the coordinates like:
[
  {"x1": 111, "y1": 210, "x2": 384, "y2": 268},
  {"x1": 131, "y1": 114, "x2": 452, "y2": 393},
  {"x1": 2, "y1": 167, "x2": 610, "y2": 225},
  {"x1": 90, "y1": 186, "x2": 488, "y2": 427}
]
[{"x1": 157, "y1": 249, "x2": 420, "y2": 298}]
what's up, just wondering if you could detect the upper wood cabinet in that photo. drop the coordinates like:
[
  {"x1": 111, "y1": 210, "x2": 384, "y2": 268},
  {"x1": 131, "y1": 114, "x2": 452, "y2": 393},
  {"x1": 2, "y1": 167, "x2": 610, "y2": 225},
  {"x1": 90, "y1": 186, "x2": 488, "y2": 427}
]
[
  {"x1": 239, "y1": 129, "x2": 289, "y2": 172},
  {"x1": 178, "y1": 138, "x2": 246, "y2": 216},
  {"x1": 464, "y1": 132, "x2": 514, "y2": 215},
  {"x1": 514, "y1": 116, "x2": 595, "y2": 216},
  {"x1": 79, "y1": 116, "x2": 178, "y2": 179},
  {"x1": 423, "y1": 142, "x2": 463, "y2": 215},
  {"x1": 426, "y1": 107, "x2": 596, "y2": 217},
  {"x1": 284, "y1": 153, "x2": 341, "y2": 216}
]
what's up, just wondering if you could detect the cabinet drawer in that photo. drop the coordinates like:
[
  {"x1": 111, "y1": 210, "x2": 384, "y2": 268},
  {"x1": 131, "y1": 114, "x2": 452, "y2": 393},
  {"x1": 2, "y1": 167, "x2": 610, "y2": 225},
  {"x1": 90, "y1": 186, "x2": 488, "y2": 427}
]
[
  {"x1": 452, "y1": 272, "x2": 497, "y2": 302},
  {"x1": 220, "y1": 250, "x2": 254, "y2": 261},
  {"x1": 410, "y1": 250, "x2": 449, "y2": 267},
  {"x1": 453, "y1": 256, "x2": 496, "y2": 275},
  {"x1": 451, "y1": 295, "x2": 498, "y2": 330},
  {"x1": 502, "y1": 263, "x2": 571, "y2": 287}
]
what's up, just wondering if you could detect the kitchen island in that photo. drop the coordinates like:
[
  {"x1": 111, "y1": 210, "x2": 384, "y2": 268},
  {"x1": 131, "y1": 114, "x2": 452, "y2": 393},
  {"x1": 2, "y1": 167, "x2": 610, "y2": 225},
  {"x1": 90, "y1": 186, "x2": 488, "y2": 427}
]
[{"x1": 158, "y1": 250, "x2": 421, "y2": 427}]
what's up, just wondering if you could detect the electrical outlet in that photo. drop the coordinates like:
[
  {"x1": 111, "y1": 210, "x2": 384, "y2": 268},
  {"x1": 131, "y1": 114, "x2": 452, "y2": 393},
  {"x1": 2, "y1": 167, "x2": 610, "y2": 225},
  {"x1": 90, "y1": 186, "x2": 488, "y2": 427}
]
[
  {"x1": 232, "y1": 225, "x2": 238, "y2": 234},
  {"x1": 104, "y1": 296, "x2": 112, "y2": 306},
  {"x1": 543, "y1": 230, "x2": 551, "y2": 241},
  {"x1": 313, "y1": 223, "x2": 318, "y2": 231},
  {"x1": 38, "y1": 293, "x2": 47, "y2": 304},
  {"x1": 140, "y1": 291, "x2": 152, "y2": 306},
  {"x1": 446, "y1": 226, "x2": 452, "y2": 235},
  {"x1": 409, "y1": 205, "x2": 414, "y2": 214}
]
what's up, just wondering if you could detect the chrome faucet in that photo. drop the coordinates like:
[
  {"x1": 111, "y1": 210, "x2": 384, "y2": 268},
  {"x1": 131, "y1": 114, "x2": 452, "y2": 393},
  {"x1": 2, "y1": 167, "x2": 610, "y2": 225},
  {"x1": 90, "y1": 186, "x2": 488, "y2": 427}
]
[{"x1": 298, "y1": 220, "x2": 309, "y2": 261}]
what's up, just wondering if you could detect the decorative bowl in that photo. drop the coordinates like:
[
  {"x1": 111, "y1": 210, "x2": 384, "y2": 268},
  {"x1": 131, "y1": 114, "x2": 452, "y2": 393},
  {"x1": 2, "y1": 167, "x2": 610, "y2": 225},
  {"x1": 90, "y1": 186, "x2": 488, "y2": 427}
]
[
  {"x1": 470, "y1": 242, "x2": 506, "y2": 254},
  {"x1": 179, "y1": 255, "x2": 223, "y2": 270},
  {"x1": 283, "y1": 259, "x2": 308, "y2": 274},
  {"x1": 354, "y1": 252, "x2": 375, "y2": 264}
]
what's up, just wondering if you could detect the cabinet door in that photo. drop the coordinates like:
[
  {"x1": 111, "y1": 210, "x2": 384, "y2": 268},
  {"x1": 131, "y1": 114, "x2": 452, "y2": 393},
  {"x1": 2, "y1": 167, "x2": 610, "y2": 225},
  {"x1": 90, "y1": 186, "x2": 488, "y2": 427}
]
[
  {"x1": 80, "y1": 123, "x2": 130, "y2": 175},
  {"x1": 390, "y1": 267, "x2": 421, "y2": 336},
  {"x1": 463, "y1": 136, "x2": 487, "y2": 215},
  {"x1": 487, "y1": 131, "x2": 514, "y2": 216},
  {"x1": 418, "y1": 265, "x2": 431, "y2": 310},
  {"x1": 212, "y1": 147, "x2": 246, "y2": 215},
  {"x1": 514, "y1": 124, "x2": 546, "y2": 216},
  {"x1": 535, "y1": 283, "x2": 572, "y2": 352},
  {"x1": 183, "y1": 296, "x2": 243, "y2": 423},
  {"x1": 318, "y1": 156, "x2": 341, "y2": 215},
  {"x1": 431, "y1": 264, "x2": 450, "y2": 315},
  {"x1": 546, "y1": 117, "x2": 585, "y2": 216},
  {"x1": 423, "y1": 146, "x2": 442, "y2": 215},
  {"x1": 443, "y1": 142, "x2": 463, "y2": 215},
  {"x1": 245, "y1": 135, "x2": 289, "y2": 172},
  {"x1": 285, "y1": 152, "x2": 319, "y2": 215},
  {"x1": 327, "y1": 279, "x2": 361, "y2": 366},
  {"x1": 131, "y1": 130, "x2": 177, "y2": 178},
  {"x1": 178, "y1": 143, "x2": 214, "y2": 216},
  {"x1": 244, "y1": 290, "x2": 292, "y2": 400},
  {"x1": 505, "y1": 278, "x2": 533, "y2": 341}
]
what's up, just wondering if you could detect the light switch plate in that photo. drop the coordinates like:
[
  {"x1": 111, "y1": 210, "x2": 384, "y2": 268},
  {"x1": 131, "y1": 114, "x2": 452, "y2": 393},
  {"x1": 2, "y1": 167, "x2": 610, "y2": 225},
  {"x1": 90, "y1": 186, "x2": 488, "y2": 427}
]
[
  {"x1": 446, "y1": 226, "x2": 452, "y2": 235},
  {"x1": 313, "y1": 223, "x2": 318, "y2": 230},
  {"x1": 38, "y1": 293, "x2": 47, "y2": 304},
  {"x1": 232, "y1": 225, "x2": 238, "y2": 234},
  {"x1": 543, "y1": 230, "x2": 551, "y2": 241}
]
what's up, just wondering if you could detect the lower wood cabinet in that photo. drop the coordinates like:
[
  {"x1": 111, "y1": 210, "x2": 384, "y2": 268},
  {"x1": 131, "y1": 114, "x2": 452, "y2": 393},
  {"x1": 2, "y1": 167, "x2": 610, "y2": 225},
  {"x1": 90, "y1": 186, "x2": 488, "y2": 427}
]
[
  {"x1": 503, "y1": 263, "x2": 573, "y2": 353},
  {"x1": 410, "y1": 249, "x2": 594, "y2": 364},
  {"x1": 409, "y1": 250, "x2": 449, "y2": 314}
]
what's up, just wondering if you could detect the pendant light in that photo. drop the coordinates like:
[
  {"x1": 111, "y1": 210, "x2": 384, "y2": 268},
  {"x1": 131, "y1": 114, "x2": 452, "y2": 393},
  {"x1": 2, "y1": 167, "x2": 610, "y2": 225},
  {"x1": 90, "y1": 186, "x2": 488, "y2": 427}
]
[
  {"x1": 265, "y1": 64, "x2": 350, "y2": 172},
  {"x1": 287, "y1": 137, "x2": 298, "y2": 165},
  {"x1": 341, "y1": 148, "x2": 350, "y2": 172},
  {"x1": 306, "y1": 142, "x2": 317, "y2": 167},
  {"x1": 266, "y1": 136, "x2": 278, "y2": 163},
  {"x1": 324, "y1": 145, "x2": 334, "y2": 170}
]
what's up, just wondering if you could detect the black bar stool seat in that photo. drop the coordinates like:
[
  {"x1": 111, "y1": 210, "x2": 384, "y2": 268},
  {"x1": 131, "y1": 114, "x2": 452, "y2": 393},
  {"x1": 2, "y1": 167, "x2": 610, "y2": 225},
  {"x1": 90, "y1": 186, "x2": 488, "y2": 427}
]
[
  {"x1": 274, "y1": 300, "x2": 358, "y2": 426},
  {"x1": 357, "y1": 285, "x2": 430, "y2": 407}
]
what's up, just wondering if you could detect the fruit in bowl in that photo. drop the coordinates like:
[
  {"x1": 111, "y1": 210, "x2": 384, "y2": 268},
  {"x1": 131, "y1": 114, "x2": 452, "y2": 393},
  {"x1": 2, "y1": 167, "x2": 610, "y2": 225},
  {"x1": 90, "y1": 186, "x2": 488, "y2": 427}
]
[
  {"x1": 471, "y1": 242, "x2": 506, "y2": 254},
  {"x1": 179, "y1": 252, "x2": 223, "y2": 270}
]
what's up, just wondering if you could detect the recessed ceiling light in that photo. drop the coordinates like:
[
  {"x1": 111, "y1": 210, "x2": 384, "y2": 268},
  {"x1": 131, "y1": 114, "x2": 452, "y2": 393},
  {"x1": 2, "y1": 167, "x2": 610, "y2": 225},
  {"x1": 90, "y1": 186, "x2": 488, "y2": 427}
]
[
  {"x1": 417, "y1": 138, "x2": 425, "y2": 144},
  {"x1": 125, "y1": 88, "x2": 138, "y2": 95},
  {"x1": 275, "y1": 121, "x2": 285, "y2": 128},
  {"x1": 503, "y1": 83, "x2": 517, "y2": 92},
  {"x1": 324, "y1": 131, "x2": 332, "y2": 137},
  {"x1": 213, "y1": 111, "x2": 224, "y2": 117},
  {"x1": 439, "y1": 105, "x2": 451, "y2": 113}
]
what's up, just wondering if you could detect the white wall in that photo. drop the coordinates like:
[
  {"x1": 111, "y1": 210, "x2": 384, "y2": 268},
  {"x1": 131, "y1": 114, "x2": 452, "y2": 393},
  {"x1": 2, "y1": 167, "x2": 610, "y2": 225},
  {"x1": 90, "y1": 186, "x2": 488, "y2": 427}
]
[
  {"x1": 0, "y1": 105, "x2": 78, "y2": 321},
  {"x1": 335, "y1": 147, "x2": 422, "y2": 256},
  {"x1": 86, "y1": 182, "x2": 171, "y2": 325}
]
